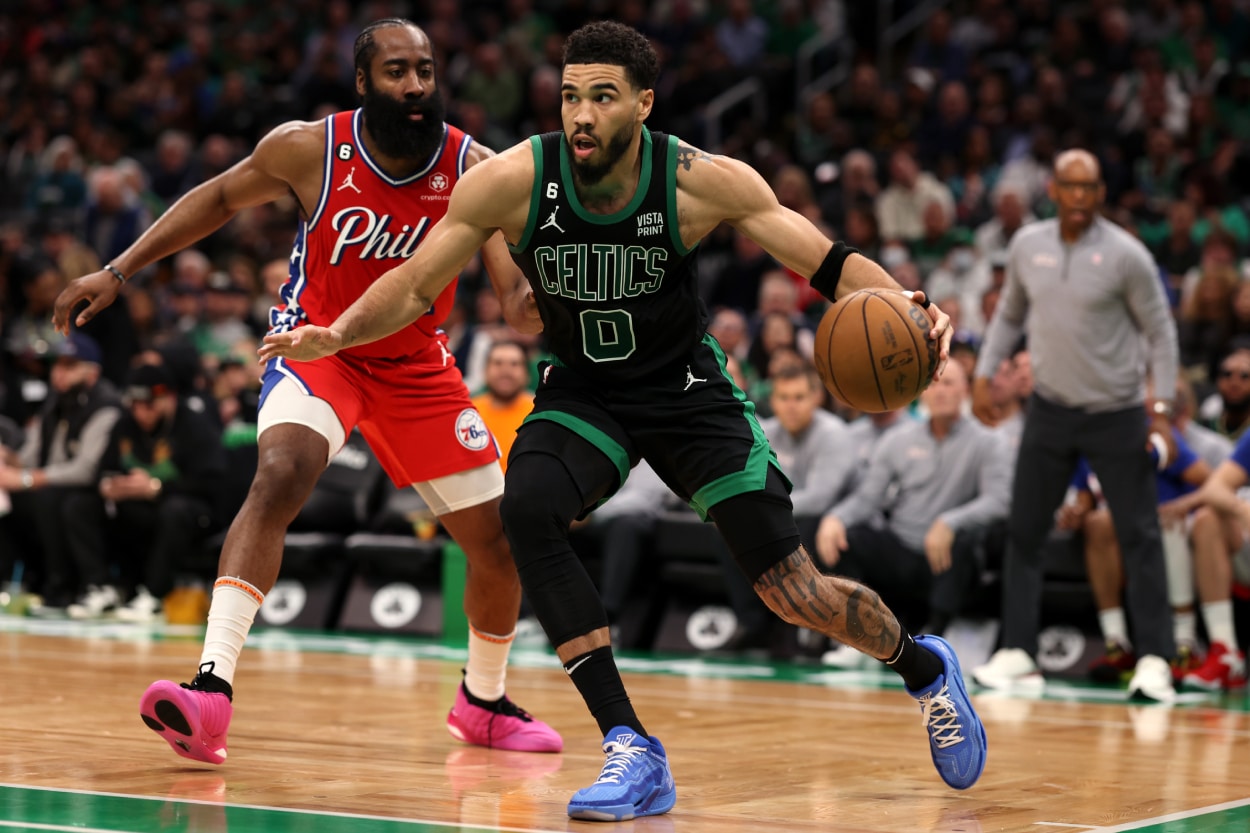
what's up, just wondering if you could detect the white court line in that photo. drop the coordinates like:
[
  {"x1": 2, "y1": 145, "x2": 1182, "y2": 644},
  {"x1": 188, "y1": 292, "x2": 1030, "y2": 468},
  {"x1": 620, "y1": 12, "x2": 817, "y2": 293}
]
[
  {"x1": 1033, "y1": 823, "x2": 1095, "y2": 829},
  {"x1": 1081, "y1": 796, "x2": 1250, "y2": 832},
  {"x1": 0, "y1": 823, "x2": 127, "y2": 833},
  {"x1": 0, "y1": 782, "x2": 566, "y2": 833}
]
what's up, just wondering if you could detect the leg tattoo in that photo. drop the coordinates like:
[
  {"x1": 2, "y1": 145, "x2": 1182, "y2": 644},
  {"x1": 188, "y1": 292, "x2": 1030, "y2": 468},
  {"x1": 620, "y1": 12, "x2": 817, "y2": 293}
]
[{"x1": 754, "y1": 549, "x2": 901, "y2": 659}]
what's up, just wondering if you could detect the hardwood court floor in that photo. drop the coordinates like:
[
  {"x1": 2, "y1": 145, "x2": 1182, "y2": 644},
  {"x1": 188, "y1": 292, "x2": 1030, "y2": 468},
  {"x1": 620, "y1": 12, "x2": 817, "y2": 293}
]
[{"x1": 2, "y1": 618, "x2": 1249, "y2": 833}]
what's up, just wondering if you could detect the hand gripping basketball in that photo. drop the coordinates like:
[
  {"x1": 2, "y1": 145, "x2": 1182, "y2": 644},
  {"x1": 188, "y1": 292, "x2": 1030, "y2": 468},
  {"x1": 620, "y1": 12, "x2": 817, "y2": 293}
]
[{"x1": 812, "y1": 289, "x2": 943, "y2": 412}]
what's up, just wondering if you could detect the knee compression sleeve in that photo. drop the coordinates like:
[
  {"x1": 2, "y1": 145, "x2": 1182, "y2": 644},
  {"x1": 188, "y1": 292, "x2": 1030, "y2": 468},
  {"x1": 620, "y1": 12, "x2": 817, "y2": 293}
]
[
  {"x1": 499, "y1": 452, "x2": 611, "y2": 645},
  {"x1": 706, "y1": 467, "x2": 801, "y2": 583}
]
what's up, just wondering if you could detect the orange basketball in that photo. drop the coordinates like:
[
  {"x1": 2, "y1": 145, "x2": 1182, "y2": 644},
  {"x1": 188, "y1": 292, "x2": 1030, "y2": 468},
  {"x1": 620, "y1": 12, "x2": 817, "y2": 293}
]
[{"x1": 812, "y1": 289, "x2": 937, "y2": 412}]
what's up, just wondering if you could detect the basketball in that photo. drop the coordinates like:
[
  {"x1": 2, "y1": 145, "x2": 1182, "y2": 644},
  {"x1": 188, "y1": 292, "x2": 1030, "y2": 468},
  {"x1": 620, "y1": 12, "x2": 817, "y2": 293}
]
[{"x1": 812, "y1": 289, "x2": 937, "y2": 412}]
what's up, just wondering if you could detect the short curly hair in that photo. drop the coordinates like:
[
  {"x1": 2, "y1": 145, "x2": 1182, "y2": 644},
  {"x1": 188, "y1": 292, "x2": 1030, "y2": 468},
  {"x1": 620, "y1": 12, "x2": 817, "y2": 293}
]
[{"x1": 563, "y1": 21, "x2": 660, "y2": 92}]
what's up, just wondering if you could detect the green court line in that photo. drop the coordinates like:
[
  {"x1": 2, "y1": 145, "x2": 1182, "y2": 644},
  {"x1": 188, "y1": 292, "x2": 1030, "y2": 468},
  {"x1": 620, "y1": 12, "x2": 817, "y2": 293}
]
[
  {"x1": 1091, "y1": 799, "x2": 1250, "y2": 832},
  {"x1": 0, "y1": 784, "x2": 561, "y2": 833}
]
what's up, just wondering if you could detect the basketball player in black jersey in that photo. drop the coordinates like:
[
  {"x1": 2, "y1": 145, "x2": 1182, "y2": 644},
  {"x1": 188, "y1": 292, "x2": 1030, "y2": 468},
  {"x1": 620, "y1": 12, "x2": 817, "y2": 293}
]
[{"x1": 262, "y1": 21, "x2": 988, "y2": 821}]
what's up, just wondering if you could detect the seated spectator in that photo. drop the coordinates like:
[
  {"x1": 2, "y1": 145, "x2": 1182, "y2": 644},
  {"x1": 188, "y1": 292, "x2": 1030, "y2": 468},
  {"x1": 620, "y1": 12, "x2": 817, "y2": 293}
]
[
  {"x1": 990, "y1": 342, "x2": 1032, "y2": 448},
  {"x1": 817, "y1": 150, "x2": 879, "y2": 237},
  {"x1": 24, "y1": 136, "x2": 88, "y2": 222},
  {"x1": 2, "y1": 258, "x2": 66, "y2": 425},
  {"x1": 1198, "y1": 346, "x2": 1250, "y2": 440},
  {"x1": 189, "y1": 271, "x2": 260, "y2": 361},
  {"x1": 841, "y1": 205, "x2": 882, "y2": 265},
  {"x1": 1176, "y1": 259, "x2": 1237, "y2": 378},
  {"x1": 945, "y1": 123, "x2": 1000, "y2": 228},
  {"x1": 746, "y1": 319, "x2": 802, "y2": 415},
  {"x1": 919, "y1": 80, "x2": 974, "y2": 172},
  {"x1": 761, "y1": 363, "x2": 854, "y2": 517},
  {"x1": 834, "y1": 407, "x2": 912, "y2": 500},
  {"x1": 1150, "y1": 199, "x2": 1202, "y2": 303},
  {"x1": 909, "y1": 200, "x2": 973, "y2": 279},
  {"x1": 0, "y1": 332, "x2": 121, "y2": 613},
  {"x1": 1123, "y1": 128, "x2": 1184, "y2": 223},
  {"x1": 716, "y1": 0, "x2": 769, "y2": 69},
  {"x1": 1175, "y1": 375, "x2": 1233, "y2": 469},
  {"x1": 707, "y1": 307, "x2": 750, "y2": 366},
  {"x1": 471, "y1": 340, "x2": 534, "y2": 472},
  {"x1": 877, "y1": 148, "x2": 956, "y2": 245},
  {"x1": 1060, "y1": 418, "x2": 1211, "y2": 684},
  {"x1": 946, "y1": 334, "x2": 980, "y2": 387},
  {"x1": 100, "y1": 363, "x2": 226, "y2": 621},
  {"x1": 1160, "y1": 426, "x2": 1250, "y2": 690},
  {"x1": 36, "y1": 216, "x2": 100, "y2": 289},
  {"x1": 815, "y1": 360, "x2": 1012, "y2": 658},
  {"x1": 974, "y1": 183, "x2": 1034, "y2": 259},
  {"x1": 748, "y1": 271, "x2": 815, "y2": 359}
]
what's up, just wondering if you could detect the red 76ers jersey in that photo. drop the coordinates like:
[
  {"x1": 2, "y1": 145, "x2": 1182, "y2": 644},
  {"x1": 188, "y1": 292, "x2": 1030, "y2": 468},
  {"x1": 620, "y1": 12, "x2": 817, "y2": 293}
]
[{"x1": 268, "y1": 109, "x2": 470, "y2": 360}]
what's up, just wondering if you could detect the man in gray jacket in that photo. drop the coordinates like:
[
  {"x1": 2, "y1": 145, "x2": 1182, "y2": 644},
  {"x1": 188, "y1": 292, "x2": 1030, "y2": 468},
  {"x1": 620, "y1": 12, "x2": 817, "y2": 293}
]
[
  {"x1": 759, "y1": 363, "x2": 855, "y2": 518},
  {"x1": 815, "y1": 360, "x2": 1012, "y2": 653},
  {"x1": 970, "y1": 148, "x2": 1180, "y2": 702}
]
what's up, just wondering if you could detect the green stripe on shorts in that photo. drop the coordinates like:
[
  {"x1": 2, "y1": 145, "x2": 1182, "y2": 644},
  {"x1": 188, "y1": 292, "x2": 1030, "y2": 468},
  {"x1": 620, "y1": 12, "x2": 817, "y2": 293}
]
[
  {"x1": 521, "y1": 410, "x2": 631, "y2": 490},
  {"x1": 688, "y1": 334, "x2": 787, "y2": 518}
]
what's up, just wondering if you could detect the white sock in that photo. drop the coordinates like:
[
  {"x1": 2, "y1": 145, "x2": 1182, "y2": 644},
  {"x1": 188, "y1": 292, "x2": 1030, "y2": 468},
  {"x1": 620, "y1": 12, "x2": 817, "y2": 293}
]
[
  {"x1": 1098, "y1": 607, "x2": 1130, "y2": 648},
  {"x1": 464, "y1": 626, "x2": 514, "y2": 701},
  {"x1": 1202, "y1": 600, "x2": 1240, "y2": 652},
  {"x1": 199, "y1": 577, "x2": 264, "y2": 685},
  {"x1": 1173, "y1": 609, "x2": 1197, "y2": 647}
]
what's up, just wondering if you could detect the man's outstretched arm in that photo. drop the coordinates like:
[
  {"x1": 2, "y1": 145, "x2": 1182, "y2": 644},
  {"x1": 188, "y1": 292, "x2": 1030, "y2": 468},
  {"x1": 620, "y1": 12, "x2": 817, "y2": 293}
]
[
  {"x1": 259, "y1": 147, "x2": 531, "y2": 362},
  {"x1": 693, "y1": 147, "x2": 952, "y2": 372},
  {"x1": 55, "y1": 120, "x2": 319, "y2": 333}
]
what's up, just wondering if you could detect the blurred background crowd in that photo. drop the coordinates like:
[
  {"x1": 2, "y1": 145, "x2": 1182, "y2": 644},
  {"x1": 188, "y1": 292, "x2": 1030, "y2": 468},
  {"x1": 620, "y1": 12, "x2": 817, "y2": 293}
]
[{"x1": 1, "y1": 0, "x2": 1249, "y2": 678}]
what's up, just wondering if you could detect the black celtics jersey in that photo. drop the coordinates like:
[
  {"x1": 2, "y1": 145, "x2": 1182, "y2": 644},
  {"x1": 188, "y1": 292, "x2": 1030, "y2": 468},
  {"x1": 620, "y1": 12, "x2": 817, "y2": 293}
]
[{"x1": 508, "y1": 127, "x2": 703, "y2": 384}]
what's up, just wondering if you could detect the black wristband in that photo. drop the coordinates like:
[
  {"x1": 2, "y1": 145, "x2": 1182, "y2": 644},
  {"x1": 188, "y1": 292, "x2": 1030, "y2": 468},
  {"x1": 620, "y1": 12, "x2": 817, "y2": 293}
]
[
  {"x1": 809, "y1": 242, "x2": 859, "y2": 302},
  {"x1": 103, "y1": 264, "x2": 127, "y2": 285}
]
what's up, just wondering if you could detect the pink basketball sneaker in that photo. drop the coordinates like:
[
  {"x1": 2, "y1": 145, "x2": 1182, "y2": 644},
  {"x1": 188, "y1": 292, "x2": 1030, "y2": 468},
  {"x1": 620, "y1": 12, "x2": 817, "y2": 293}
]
[
  {"x1": 140, "y1": 663, "x2": 234, "y2": 765},
  {"x1": 446, "y1": 683, "x2": 563, "y2": 753}
]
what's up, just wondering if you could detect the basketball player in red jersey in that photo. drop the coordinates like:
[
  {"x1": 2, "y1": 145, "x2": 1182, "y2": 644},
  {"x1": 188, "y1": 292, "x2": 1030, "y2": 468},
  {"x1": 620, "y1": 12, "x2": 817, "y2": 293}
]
[{"x1": 52, "y1": 19, "x2": 562, "y2": 763}]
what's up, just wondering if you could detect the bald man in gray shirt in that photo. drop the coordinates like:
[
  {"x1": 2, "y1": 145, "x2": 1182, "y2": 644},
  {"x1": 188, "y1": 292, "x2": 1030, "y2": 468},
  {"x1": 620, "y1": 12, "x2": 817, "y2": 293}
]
[{"x1": 970, "y1": 149, "x2": 1180, "y2": 702}]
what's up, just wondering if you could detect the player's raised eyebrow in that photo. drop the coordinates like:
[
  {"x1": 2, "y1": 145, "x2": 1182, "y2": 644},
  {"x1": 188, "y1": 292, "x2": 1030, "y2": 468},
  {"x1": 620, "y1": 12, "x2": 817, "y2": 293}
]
[{"x1": 561, "y1": 81, "x2": 621, "y2": 94}]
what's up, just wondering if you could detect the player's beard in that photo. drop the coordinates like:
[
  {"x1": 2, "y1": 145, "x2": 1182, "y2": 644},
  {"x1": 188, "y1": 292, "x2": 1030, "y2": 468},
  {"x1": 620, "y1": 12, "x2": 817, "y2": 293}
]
[
  {"x1": 564, "y1": 122, "x2": 633, "y2": 187},
  {"x1": 361, "y1": 76, "x2": 447, "y2": 164}
]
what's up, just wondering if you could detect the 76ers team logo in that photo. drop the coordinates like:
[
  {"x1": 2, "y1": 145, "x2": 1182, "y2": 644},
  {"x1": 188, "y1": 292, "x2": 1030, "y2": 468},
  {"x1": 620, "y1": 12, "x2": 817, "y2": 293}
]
[
  {"x1": 429, "y1": 172, "x2": 449, "y2": 192},
  {"x1": 455, "y1": 409, "x2": 491, "y2": 451}
]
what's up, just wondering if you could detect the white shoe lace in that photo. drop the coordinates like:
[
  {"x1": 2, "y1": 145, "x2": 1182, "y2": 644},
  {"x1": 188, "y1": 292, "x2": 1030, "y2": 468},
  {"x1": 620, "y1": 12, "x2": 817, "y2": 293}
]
[
  {"x1": 919, "y1": 684, "x2": 965, "y2": 750},
  {"x1": 593, "y1": 742, "x2": 648, "y2": 785}
]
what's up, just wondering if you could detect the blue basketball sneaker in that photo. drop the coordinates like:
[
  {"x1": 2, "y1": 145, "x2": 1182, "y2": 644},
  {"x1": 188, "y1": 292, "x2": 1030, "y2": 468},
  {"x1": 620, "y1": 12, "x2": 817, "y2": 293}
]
[
  {"x1": 567, "y1": 727, "x2": 676, "y2": 821},
  {"x1": 908, "y1": 635, "x2": 988, "y2": 790}
]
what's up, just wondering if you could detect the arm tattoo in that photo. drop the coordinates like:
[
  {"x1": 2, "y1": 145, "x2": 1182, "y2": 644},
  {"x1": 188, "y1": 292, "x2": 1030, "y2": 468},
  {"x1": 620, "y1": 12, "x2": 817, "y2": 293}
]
[
  {"x1": 675, "y1": 143, "x2": 715, "y2": 171},
  {"x1": 754, "y1": 549, "x2": 901, "y2": 659}
]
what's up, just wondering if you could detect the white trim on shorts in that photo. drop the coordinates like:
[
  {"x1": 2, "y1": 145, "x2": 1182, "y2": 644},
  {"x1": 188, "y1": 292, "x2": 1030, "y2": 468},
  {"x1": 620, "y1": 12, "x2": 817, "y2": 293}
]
[
  {"x1": 257, "y1": 375, "x2": 346, "y2": 464},
  {"x1": 414, "y1": 462, "x2": 505, "y2": 516}
]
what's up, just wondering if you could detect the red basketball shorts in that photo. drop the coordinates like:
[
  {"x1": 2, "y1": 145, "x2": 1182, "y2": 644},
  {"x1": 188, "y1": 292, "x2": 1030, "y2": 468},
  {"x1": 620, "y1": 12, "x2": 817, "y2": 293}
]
[{"x1": 260, "y1": 345, "x2": 499, "y2": 487}]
